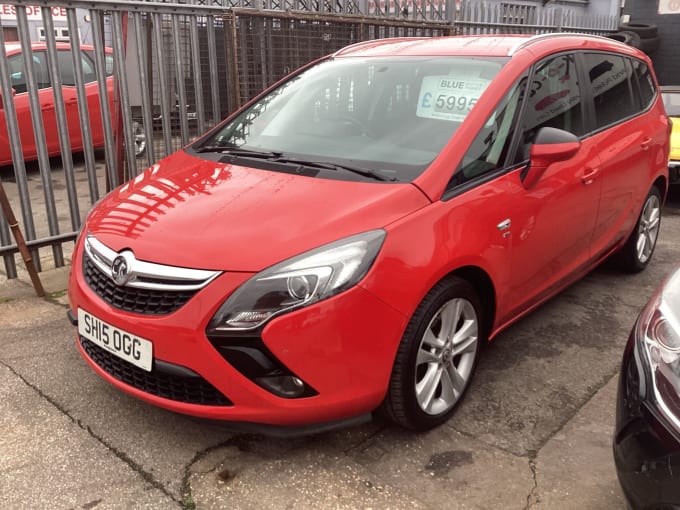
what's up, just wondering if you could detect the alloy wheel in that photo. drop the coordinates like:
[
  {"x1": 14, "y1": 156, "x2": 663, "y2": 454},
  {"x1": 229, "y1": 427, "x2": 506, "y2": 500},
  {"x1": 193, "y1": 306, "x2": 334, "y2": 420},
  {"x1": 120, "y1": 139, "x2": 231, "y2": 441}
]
[
  {"x1": 636, "y1": 193, "x2": 661, "y2": 264},
  {"x1": 414, "y1": 297, "x2": 478, "y2": 415}
]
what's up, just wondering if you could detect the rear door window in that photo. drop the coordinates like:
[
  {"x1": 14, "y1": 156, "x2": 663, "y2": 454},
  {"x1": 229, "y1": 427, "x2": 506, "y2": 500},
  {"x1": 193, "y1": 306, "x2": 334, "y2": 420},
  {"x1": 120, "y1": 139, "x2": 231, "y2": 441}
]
[
  {"x1": 56, "y1": 50, "x2": 76, "y2": 86},
  {"x1": 583, "y1": 53, "x2": 637, "y2": 129},
  {"x1": 83, "y1": 51, "x2": 114, "y2": 78},
  {"x1": 55, "y1": 50, "x2": 97, "y2": 85}
]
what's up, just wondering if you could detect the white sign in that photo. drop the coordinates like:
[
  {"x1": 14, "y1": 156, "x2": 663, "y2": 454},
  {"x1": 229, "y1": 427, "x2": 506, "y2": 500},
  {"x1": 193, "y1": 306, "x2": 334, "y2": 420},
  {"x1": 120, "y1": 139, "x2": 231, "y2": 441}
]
[
  {"x1": 659, "y1": 0, "x2": 680, "y2": 14},
  {"x1": 416, "y1": 75, "x2": 489, "y2": 122},
  {"x1": 0, "y1": 5, "x2": 68, "y2": 21}
]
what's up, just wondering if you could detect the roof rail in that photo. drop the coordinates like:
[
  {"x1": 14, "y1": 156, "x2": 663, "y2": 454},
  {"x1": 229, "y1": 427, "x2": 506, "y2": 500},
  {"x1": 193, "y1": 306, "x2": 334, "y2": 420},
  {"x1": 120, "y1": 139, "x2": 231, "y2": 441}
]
[{"x1": 508, "y1": 32, "x2": 617, "y2": 56}]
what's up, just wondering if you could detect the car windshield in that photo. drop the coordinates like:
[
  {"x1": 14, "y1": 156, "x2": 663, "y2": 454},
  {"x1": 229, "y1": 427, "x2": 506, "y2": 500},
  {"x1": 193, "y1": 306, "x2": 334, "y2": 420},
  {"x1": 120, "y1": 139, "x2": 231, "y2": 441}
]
[
  {"x1": 662, "y1": 90, "x2": 680, "y2": 117},
  {"x1": 195, "y1": 56, "x2": 508, "y2": 182}
]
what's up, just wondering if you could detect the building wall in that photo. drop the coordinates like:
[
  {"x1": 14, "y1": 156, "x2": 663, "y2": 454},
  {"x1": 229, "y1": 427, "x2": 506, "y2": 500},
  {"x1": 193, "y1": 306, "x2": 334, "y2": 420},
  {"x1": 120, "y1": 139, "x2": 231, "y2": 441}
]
[
  {"x1": 0, "y1": 7, "x2": 94, "y2": 45},
  {"x1": 623, "y1": 2, "x2": 680, "y2": 85}
]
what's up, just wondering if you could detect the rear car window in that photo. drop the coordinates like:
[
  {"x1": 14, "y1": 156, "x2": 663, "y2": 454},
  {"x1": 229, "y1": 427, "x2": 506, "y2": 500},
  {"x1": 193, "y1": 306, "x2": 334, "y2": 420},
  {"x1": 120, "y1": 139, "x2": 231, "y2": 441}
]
[{"x1": 633, "y1": 60, "x2": 656, "y2": 110}]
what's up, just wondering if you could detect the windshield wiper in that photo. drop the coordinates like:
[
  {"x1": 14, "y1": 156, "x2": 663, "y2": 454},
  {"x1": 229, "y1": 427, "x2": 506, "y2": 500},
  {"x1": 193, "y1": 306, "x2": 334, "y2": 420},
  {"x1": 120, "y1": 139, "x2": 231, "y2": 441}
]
[
  {"x1": 194, "y1": 145, "x2": 283, "y2": 159},
  {"x1": 195, "y1": 147, "x2": 397, "y2": 182},
  {"x1": 273, "y1": 157, "x2": 397, "y2": 182}
]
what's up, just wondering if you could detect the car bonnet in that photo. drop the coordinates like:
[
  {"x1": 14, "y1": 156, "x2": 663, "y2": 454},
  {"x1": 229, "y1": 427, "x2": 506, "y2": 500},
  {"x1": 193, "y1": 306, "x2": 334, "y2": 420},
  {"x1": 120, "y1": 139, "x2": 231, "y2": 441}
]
[{"x1": 85, "y1": 150, "x2": 430, "y2": 272}]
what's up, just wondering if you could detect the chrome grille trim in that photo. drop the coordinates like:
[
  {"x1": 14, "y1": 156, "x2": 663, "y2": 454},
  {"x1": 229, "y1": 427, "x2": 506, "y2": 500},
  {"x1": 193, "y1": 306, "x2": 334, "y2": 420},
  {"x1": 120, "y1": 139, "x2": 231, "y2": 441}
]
[{"x1": 84, "y1": 234, "x2": 221, "y2": 291}]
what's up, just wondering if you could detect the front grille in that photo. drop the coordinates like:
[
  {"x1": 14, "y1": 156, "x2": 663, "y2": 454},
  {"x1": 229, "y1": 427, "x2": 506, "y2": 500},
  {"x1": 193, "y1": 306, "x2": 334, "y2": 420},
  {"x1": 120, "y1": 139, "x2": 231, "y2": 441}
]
[
  {"x1": 83, "y1": 256, "x2": 196, "y2": 315},
  {"x1": 80, "y1": 337, "x2": 232, "y2": 406}
]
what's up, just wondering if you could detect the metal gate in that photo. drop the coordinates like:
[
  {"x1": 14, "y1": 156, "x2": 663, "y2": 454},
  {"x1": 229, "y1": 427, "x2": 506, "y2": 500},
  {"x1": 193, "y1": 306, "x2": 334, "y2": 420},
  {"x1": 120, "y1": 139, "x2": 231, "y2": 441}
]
[{"x1": 0, "y1": 0, "x2": 452, "y2": 280}]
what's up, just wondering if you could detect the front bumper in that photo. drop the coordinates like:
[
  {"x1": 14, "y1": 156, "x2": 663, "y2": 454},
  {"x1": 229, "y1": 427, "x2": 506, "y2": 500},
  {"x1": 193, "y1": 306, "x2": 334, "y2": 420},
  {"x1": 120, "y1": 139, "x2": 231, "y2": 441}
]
[
  {"x1": 68, "y1": 242, "x2": 408, "y2": 426},
  {"x1": 613, "y1": 328, "x2": 680, "y2": 510}
]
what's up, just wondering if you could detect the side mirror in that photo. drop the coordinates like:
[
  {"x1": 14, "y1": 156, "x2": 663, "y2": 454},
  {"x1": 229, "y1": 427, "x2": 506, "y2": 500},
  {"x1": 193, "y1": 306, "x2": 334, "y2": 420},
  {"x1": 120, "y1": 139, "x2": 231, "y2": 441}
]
[{"x1": 523, "y1": 127, "x2": 581, "y2": 189}]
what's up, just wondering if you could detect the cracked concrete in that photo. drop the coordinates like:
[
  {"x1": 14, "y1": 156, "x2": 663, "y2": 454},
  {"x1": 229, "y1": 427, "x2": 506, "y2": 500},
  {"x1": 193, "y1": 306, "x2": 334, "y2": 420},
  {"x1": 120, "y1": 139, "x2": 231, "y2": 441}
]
[
  {"x1": 526, "y1": 458, "x2": 539, "y2": 509},
  {"x1": 0, "y1": 361, "x2": 178, "y2": 509},
  {"x1": 2, "y1": 195, "x2": 679, "y2": 508}
]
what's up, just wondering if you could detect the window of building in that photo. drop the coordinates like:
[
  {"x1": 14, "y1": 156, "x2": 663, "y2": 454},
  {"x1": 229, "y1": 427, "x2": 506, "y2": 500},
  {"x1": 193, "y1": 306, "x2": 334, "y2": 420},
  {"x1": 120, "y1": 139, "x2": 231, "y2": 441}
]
[{"x1": 37, "y1": 26, "x2": 73, "y2": 42}]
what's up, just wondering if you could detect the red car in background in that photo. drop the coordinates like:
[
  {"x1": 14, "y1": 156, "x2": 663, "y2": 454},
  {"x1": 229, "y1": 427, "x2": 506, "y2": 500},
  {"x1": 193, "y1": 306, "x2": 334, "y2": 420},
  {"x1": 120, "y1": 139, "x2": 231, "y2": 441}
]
[
  {"x1": 69, "y1": 34, "x2": 669, "y2": 432},
  {"x1": 0, "y1": 42, "x2": 144, "y2": 166}
]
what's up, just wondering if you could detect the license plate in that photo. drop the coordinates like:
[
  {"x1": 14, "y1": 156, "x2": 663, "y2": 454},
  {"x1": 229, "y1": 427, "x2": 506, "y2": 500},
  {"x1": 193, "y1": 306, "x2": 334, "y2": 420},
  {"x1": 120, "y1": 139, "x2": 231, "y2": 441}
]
[{"x1": 78, "y1": 308, "x2": 153, "y2": 372}]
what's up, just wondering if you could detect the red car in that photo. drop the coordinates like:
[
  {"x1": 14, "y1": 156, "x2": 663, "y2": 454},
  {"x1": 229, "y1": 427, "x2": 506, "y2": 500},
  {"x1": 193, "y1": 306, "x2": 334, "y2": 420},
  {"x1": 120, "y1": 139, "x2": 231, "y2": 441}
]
[
  {"x1": 68, "y1": 34, "x2": 669, "y2": 431},
  {"x1": 0, "y1": 43, "x2": 144, "y2": 165}
]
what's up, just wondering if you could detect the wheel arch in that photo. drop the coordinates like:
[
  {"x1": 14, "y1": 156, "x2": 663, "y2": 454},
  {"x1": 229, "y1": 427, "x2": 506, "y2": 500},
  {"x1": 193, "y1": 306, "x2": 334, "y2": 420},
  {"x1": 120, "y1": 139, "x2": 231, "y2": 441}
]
[
  {"x1": 653, "y1": 175, "x2": 668, "y2": 204},
  {"x1": 448, "y1": 265, "x2": 496, "y2": 342}
]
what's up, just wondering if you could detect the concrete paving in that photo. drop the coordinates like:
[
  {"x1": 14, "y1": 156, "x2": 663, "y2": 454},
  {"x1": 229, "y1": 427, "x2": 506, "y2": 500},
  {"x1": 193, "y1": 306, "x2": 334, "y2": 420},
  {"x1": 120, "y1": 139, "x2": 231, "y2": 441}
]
[{"x1": 2, "y1": 197, "x2": 680, "y2": 509}]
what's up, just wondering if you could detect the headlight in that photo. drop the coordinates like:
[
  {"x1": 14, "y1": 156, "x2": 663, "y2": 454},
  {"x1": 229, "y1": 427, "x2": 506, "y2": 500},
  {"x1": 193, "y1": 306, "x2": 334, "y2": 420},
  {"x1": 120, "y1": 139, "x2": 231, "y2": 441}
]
[
  {"x1": 207, "y1": 229, "x2": 386, "y2": 332},
  {"x1": 636, "y1": 266, "x2": 680, "y2": 429}
]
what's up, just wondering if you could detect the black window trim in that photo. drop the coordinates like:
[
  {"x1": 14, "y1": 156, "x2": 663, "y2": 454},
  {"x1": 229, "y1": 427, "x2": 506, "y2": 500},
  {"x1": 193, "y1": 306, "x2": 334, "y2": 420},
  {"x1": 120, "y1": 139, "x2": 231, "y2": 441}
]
[{"x1": 442, "y1": 164, "x2": 514, "y2": 201}]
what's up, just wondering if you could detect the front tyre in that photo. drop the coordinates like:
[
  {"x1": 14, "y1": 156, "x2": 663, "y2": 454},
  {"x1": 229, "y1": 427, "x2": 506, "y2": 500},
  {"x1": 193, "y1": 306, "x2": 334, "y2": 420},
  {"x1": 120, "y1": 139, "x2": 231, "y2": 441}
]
[
  {"x1": 380, "y1": 276, "x2": 484, "y2": 431},
  {"x1": 618, "y1": 186, "x2": 662, "y2": 273}
]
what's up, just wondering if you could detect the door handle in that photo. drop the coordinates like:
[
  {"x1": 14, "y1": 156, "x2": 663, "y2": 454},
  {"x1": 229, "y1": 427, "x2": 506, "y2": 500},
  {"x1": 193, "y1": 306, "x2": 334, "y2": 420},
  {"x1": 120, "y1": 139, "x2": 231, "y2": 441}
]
[
  {"x1": 640, "y1": 137, "x2": 652, "y2": 151},
  {"x1": 581, "y1": 166, "x2": 600, "y2": 185},
  {"x1": 497, "y1": 218, "x2": 511, "y2": 238},
  {"x1": 43, "y1": 102, "x2": 54, "y2": 111},
  {"x1": 65, "y1": 99, "x2": 77, "y2": 106},
  {"x1": 497, "y1": 219, "x2": 511, "y2": 231}
]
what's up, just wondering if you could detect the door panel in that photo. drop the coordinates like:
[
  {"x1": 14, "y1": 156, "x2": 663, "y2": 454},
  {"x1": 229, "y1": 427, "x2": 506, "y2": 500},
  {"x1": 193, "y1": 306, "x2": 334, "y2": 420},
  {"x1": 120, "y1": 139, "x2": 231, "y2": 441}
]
[
  {"x1": 500, "y1": 142, "x2": 602, "y2": 324},
  {"x1": 582, "y1": 54, "x2": 667, "y2": 258},
  {"x1": 4, "y1": 51, "x2": 58, "y2": 162},
  {"x1": 500, "y1": 52, "x2": 602, "y2": 323},
  {"x1": 589, "y1": 119, "x2": 651, "y2": 257}
]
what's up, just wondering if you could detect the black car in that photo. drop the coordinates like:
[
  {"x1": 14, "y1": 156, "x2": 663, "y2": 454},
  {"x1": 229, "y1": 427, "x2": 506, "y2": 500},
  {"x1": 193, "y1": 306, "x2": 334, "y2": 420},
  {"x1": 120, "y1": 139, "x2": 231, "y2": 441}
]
[{"x1": 614, "y1": 267, "x2": 680, "y2": 509}]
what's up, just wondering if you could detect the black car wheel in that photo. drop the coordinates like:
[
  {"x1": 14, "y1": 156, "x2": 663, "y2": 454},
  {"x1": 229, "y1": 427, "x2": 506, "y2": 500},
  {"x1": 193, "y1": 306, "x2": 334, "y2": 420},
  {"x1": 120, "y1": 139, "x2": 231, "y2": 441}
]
[
  {"x1": 380, "y1": 276, "x2": 484, "y2": 431},
  {"x1": 617, "y1": 186, "x2": 662, "y2": 272}
]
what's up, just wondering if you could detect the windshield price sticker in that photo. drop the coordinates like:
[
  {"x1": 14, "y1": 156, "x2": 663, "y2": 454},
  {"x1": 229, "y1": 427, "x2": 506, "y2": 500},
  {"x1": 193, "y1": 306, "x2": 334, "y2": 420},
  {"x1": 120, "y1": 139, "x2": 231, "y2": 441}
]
[{"x1": 417, "y1": 76, "x2": 489, "y2": 122}]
